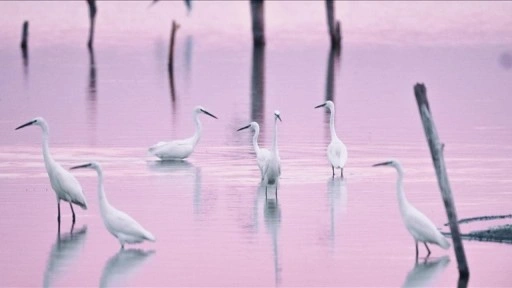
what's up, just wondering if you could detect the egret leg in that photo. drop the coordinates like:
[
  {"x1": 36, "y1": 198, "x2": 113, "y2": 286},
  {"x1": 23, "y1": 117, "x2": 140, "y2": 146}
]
[
  {"x1": 57, "y1": 201, "x2": 61, "y2": 223},
  {"x1": 70, "y1": 221, "x2": 75, "y2": 234},
  {"x1": 70, "y1": 202, "x2": 76, "y2": 223},
  {"x1": 265, "y1": 186, "x2": 268, "y2": 198},
  {"x1": 340, "y1": 168, "x2": 344, "y2": 178},
  {"x1": 424, "y1": 242, "x2": 431, "y2": 257},
  {"x1": 415, "y1": 241, "x2": 419, "y2": 260},
  {"x1": 332, "y1": 166, "x2": 335, "y2": 177}
]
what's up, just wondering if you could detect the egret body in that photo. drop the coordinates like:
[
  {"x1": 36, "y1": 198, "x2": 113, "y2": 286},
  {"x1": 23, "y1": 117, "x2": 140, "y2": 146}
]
[
  {"x1": 15, "y1": 117, "x2": 87, "y2": 223},
  {"x1": 373, "y1": 160, "x2": 450, "y2": 258},
  {"x1": 149, "y1": 106, "x2": 217, "y2": 160},
  {"x1": 262, "y1": 111, "x2": 282, "y2": 197},
  {"x1": 315, "y1": 101, "x2": 347, "y2": 177},
  {"x1": 237, "y1": 121, "x2": 271, "y2": 180},
  {"x1": 71, "y1": 162, "x2": 155, "y2": 248}
]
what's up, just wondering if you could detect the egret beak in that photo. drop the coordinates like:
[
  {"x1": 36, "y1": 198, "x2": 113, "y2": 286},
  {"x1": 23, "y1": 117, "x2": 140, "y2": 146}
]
[
  {"x1": 15, "y1": 120, "x2": 37, "y2": 130},
  {"x1": 315, "y1": 103, "x2": 326, "y2": 109},
  {"x1": 70, "y1": 163, "x2": 92, "y2": 170},
  {"x1": 276, "y1": 114, "x2": 282, "y2": 122},
  {"x1": 372, "y1": 161, "x2": 392, "y2": 167},
  {"x1": 237, "y1": 124, "x2": 251, "y2": 131},
  {"x1": 201, "y1": 109, "x2": 218, "y2": 119}
]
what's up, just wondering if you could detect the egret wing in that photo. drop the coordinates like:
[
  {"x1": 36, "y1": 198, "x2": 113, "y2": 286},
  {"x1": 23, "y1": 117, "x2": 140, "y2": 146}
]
[
  {"x1": 106, "y1": 208, "x2": 155, "y2": 241},
  {"x1": 52, "y1": 164, "x2": 88, "y2": 209},
  {"x1": 405, "y1": 206, "x2": 444, "y2": 244}
]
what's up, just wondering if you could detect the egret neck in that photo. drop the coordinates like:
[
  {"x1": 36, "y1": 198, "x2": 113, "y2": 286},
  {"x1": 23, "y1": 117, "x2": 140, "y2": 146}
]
[
  {"x1": 329, "y1": 106, "x2": 338, "y2": 141},
  {"x1": 394, "y1": 164, "x2": 409, "y2": 215},
  {"x1": 95, "y1": 166, "x2": 111, "y2": 211},
  {"x1": 191, "y1": 112, "x2": 202, "y2": 147},
  {"x1": 252, "y1": 124, "x2": 261, "y2": 155},
  {"x1": 40, "y1": 121, "x2": 55, "y2": 171},
  {"x1": 272, "y1": 117, "x2": 278, "y2": 153}
]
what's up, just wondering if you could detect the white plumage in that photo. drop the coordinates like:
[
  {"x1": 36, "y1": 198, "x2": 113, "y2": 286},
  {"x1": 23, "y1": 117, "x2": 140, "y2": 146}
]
[
  {"x1": 71, "y1": 162, "x2": 155, "y2": 248},
  {"x1": 315, "y1": 100, "x2": 348, "y2": 177},
  {"x1": 16, "y1": 117, "x2": 87, "y2": 222},
  {"x1": 149, "y1": 106, "x2": 217, "y2": 160},
  {"x1": 373, "y1": 160, "x2": 451, "y2": 257},
  {"x1": 262, "y1": 111, "x2": 282, "y2": 197},
  {"x1": 237, "y1": 121, "x2": 271, "y2": 180}
]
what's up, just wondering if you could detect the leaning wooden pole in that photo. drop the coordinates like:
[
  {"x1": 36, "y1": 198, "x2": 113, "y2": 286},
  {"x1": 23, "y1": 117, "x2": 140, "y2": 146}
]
[
  {"x1": 325, "y1": 0, "x2": 341, "y2": 49},
  {"x1": 168, "y1": 21, "x2": 180, "y2": 73},
  {"x1": 86, "y1": 0, "x2": 97, "y2": 50},
  {"x1": 250, "y1": 0, "x2": 265, "y2": 46},
  {"x1": 414, "y1": 83, "x2": 469, "y2": 278}
]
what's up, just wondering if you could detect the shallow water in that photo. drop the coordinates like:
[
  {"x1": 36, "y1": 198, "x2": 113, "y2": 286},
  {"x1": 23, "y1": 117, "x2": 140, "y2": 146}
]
[{"x1": 1, "y1": 1, "x2": 512, "y2": 287}]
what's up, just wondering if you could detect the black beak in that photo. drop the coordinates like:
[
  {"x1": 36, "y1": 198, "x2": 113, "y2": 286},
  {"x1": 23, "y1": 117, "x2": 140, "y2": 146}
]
[
  {"x1": 201, "y1": 109, "x2": 218, "y2": 119},
  {"x1": 15, "y1": 120, "x2": 36, "y2": 130},
  {"x1": 315, "y1": 103, "x2": 326, "y2": 109},
  {"x1": 237, "y1": 124, "x2": 251, "y2": 132},
  {"x1": 372, "y1": 161, "x2": 392, "y2": 167},
  {"x1": 276, "y1": 114, "x2": 282, "y2": 122},
  {"x1": 70, "y1": 163, "x2": 92, "y2": 170}
]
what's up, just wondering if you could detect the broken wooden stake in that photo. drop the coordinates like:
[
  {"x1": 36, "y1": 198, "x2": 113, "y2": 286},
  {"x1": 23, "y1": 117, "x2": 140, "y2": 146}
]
[
  {"x1": 250, "y1": 0, "x2": 265, "y2": 46},
  {"x1": 86, "y1": 0, "x2": 97, "y2": 50},
  {"x1": 414, "y1": 83, "x2": 470, "y2": 278},
  {"x1": 325, "y1": 0, "x2": 341, "y2": 49}
]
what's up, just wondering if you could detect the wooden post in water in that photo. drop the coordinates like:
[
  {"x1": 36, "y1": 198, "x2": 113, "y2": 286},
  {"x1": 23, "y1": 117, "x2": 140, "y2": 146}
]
[
  {"x1": 250, "y1": 0, "x2": 265, "y2": 46},
  {"x1": 325, "y1": 0, "x2": 341, "y2": 49},
  {"x1": 86, "y1": 0, "x2": 97, "y2": 50},
  {"x1": 414, "y1": 83, "x2": 470, "y2": 278}
]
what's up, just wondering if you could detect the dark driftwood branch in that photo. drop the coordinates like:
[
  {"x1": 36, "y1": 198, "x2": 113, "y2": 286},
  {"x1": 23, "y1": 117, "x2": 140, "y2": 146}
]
[
  {"x1": 325, "y1": 0, "x2": 341, "y2": 49},
  {"x1": 414, "y1": 83, "x2": 469, "y2": 278},
  {"x1": 250, "y1": 0, "x2": 265, "y2": 46},
  {"x1": 86, "y1": 0, "x2": 97, "y2": 50}
]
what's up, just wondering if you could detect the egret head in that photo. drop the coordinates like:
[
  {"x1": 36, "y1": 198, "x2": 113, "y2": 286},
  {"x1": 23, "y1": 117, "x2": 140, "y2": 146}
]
[
  {"x1": 372, "y1": 160, "x2": 401, "y2": 170},
  {"x1": 15, "y1": 117, "x2": 46, "y2": 130},
  {"x1": 194, "y1": 106, "x2": 218, "y2": 119},
  {"x1": 274, "y1": 111, "x2": 282, "y2": 122},
  {"x1": 237, "y1": 121, "x2": 259, "y2": 132},
  {"x1": 70, "y1": 161, "x2": 101, "y2": 171},
  {"x1": 314, "y1": 100, "x2": 335, "y2": 111}
]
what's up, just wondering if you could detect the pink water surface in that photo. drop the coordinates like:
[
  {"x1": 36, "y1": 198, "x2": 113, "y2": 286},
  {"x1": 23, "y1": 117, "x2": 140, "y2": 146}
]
[{"x1": 1, "y1": 1, "x2": 512, "y2": 287}]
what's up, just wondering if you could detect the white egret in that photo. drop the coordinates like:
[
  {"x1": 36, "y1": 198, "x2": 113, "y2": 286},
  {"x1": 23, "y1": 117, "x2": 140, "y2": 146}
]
[
  {"x1": 315, "y1": 100, "x2": 348, "y2": 177},
  {"x1": 373, "y1": 160, "x2": 451, "y2": 258},
  {"x1": 15, "y1": 117, "x2": 88, "y2": 223},
  {"x1": 71, "y1": 162, "x2": 155, "y2": 248},
  {"x1": 237, "y1": 121, "x2": 271, "y2": 180},
  {"x1": 263, "y1": 111, "x2": 282, "y2": 197},
  {"x1": 148, "y1": 106, "x2": 217, "y2": 160}
]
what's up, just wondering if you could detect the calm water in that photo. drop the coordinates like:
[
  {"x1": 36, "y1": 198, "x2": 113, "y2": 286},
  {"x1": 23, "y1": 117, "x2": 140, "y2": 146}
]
[{"x1": 1, "y1": 1, "x2": 512, "y2": 287}]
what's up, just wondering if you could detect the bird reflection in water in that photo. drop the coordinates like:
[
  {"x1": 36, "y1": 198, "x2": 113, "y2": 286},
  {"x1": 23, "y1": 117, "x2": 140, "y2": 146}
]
[
  {"x1": 43, "y1": 223, "x2": 88, "y2": 288},
  {"x1": 99, "y1": 249, "x2": 155, "y2": 288},
  {"x1": 402, "y1": 256, "x2": 450, "y2": 288},
  {"x1": 327, "y1": 177, "x2": 348, "y2": 250},
  {"x1": 146, "y1": 160, "x2": 202, "y2": 214},
  {"x1": 264, "y1": 193, "x2": 282, "y2": 286}
]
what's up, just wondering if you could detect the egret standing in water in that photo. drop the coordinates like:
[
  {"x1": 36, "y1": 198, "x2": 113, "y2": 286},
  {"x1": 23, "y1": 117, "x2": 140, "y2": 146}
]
[
  {"x1": 15, "y1": 117, "x2": 88, "y2": 223},
  {"x1": 71, "y1": 162, "x2": 155, "y2": 249},
  {"x1": 315, "y1": 100, "x2": 347, "y2": 177},
  {"x1": 149, "y1": 106, "x2": 217, "y2": 160},
  {"x1": 373, "y1": 160, "x2": 450, "y2": 258},
  {"x1": 237, "y1": 121, "x2": 271, "y2": 180},
  {"x1": 263, "y1": 111, "x2": 282, "y2": 197}
]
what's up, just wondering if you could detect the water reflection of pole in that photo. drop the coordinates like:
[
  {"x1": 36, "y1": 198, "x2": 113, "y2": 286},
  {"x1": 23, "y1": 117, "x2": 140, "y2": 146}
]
[
  {"x1": 168, "y1": 21, "x2": 180, "y2": 113},
  {"x1": 264, "y1": 197, "x2": 281, "y2": 286},
  {"x1": 87, "y1": 47, "x2": 97, "y2": 145},
  {"x1": 251, "y1": 46, "x2": 265, "y2": 134},
  {"x1": 20, "y1": 21, "x2": 29, "y2": 79},
  {"x1": 183, "y1": 35, "x2": 193, "y2": 93},
  {"x1": 324, "y1": 46, "x2": 341, "y2": 137}
]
